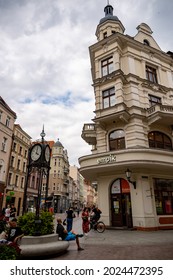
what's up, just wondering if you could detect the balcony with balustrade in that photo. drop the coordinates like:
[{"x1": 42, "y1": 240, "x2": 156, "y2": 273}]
[
  {"x1": 147, "y1": 104, "x2": 173, "y2": 125},
  {"x1": 81, "y1": 123, "x2": 96, "y2": 145},
  {"x1": 94, "y1": 102, "x2": 130, "y2": 127}
]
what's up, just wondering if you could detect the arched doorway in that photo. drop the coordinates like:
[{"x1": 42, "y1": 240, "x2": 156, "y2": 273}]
[{"x1": 110, "y1": 178, "x2": 133, "y2": 228}]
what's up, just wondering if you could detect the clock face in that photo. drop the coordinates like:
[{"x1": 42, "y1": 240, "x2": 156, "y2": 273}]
[
  {"x1": 45, "y1": 145, "x2": 50, "y2": 162},
  {"x1": 30, "y1": 144, "x2": 42, "y2": 161}
]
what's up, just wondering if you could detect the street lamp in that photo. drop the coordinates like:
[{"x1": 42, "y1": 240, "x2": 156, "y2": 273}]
[{"x1": 125, "y1": 168, "x2": 136, "y2": 189}]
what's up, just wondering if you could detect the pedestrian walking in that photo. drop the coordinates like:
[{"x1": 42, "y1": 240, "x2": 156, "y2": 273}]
[
  {"x1": 66, "y1": 207, "x2": 75, "y2": 232},
  {"x1": 4, "y1": 204, "x2": 10, "y2": 222},
  {"x1": 81, "y1": 207, "x2": 90, "y2": 236}
]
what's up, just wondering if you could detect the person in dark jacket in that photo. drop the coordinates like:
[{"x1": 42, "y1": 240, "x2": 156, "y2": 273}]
[
  {"x1": 0, "y1": 218, "x2": 24, "y2": 244},
  {"x1": 66, "y1": 207, "x2": 75, "y2": 232}
]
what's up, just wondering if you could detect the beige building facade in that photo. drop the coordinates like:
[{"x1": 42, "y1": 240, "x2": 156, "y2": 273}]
[
  {"x1": 69, "y1": 166, "x2": 81, "y2": 209},
  {"x1": 5, "y1": 124, "x2": 31, "y2": 215},
  {"x1": 48, "y1": 139, "x2": 70, "y2": 212},
  {"x1": 0, "y1": 97, "x2": 16, "y2": 211},
  {"x1": 79, "y1": 4, "x2": 173, "y2": 230}
]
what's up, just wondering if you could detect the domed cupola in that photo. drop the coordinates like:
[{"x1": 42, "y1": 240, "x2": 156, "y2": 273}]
[
  {"x1": 53, "y1": 138, "x2": 64, "y2": 148},
  {"x1": 100, "y1": 3, "x2": 119, "y2": 24},
  {"x1": 96, "y1": 1, "x2": 125, "y2": 41}
]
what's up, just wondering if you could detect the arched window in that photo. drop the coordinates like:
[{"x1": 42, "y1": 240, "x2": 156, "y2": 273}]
[
  {"x1": 109, "y1": 130, "x2": 125, "y2": 151},
  {"x1": 143, "y1": 39, "x2": 150, "y2": 46},
  {"x1": 148, "y1": 131, "x2": 172, "y2": 150}
]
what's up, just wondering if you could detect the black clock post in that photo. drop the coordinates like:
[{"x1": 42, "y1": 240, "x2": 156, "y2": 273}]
[{"x1": 22, "y1": 128, "x2": 51, "y2": 225}]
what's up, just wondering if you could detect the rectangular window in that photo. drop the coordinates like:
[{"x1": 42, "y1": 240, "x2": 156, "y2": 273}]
[
  {"x1": 149, "y1": 94, "x2": 161, "y2": 106},
  {"x1": 146, "y1": 65, "x2": 158, "y2": 83},
  {"x1": 19, "y1": 146, "x2": 22, "y2": 155},
  {"x1": 2, "y1": 137, "x2": 7, "y2": 151},
  {"x1": 11, "y1": 156, "x2": 14, "y2": 167},
  {"x1": 13, "y1": 142, "x2": 16, "y2": 152},
  {"x1": 15, "y1": 175, "x2": 18, "y2": 187},
  {"x1": 6, "y1": 116, "x2": 10, "y2": 127},
  {"x1": 21, "y1": 177, "x2": 24, "y2": 188},
  {"x1": 101, "y1": 56, "x2": 113, "y2": 76},
  {"x1": 154, "y1": 178, "x2": 173, "y2": 215},
  {"x1": 23, "y1": 162, "x2": 26, "y2": 172},
  {"x1": 8, "y1": 173, "x2": 12, "y2": 185},
  {"x1": 17, "y1": 159, "x2": 20, "y2": 170},
  {"x1": 102, "y1": 87, "x2": 116, "y2": 109}
]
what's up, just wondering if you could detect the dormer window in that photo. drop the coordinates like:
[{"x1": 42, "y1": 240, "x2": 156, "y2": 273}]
[{"x1": 143, "y1": 39, "x2": 150, "y2": 46}]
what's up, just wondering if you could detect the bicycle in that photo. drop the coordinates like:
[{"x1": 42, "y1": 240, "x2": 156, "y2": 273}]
[{"x1": 89, "y1": 218, "x2": 106, "y2": 233}]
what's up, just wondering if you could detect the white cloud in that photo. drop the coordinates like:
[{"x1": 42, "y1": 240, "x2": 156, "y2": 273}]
[{"x1": 0, "y1": 0, "x2": 173, "y2": 166}]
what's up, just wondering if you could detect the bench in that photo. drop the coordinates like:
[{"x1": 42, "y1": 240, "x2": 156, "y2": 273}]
[{"x1": 19, "y1": 234, "x2": 69, "y2": 257}]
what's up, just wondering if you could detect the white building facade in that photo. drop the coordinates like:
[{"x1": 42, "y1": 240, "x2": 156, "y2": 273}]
[{"x1": 79, "y1": 4, "x2": 173, "y2": 230}]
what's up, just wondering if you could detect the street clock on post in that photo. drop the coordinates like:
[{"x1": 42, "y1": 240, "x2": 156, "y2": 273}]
[
  {"x1": 44, "y1": 145, "x2": 51, "y2": 163},
  {"x1": 30, "y1": 144, "x2": 42, "y2": 162},
  {"x1": 23, "y1": 127, "x2": 51, "y2": 217}
]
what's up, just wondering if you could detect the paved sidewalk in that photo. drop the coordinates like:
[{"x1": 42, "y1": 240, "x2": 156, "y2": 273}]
[{"x1": 51, "y1": 213, "x2": 173, "y2": 260}]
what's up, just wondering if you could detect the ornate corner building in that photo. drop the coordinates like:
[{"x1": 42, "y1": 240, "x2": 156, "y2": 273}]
[{"x1": 79, "y1": 3, "x2": 173, "y2": 230}]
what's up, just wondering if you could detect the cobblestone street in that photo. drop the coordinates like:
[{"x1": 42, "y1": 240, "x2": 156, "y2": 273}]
[{"x1": 50, "y1": 214, "x2": 173, "y2": 260}]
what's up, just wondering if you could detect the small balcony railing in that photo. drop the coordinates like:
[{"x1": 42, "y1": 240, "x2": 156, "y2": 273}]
[
  {"x1": 147, "y1": 104, "x2": 173, "y2": 115},
  {"x1": 147, "y1": 104, "x2": 173, "y2": 125},
  {"x1": 81, "y1": 123, "x2": 96, "y2": 145}
]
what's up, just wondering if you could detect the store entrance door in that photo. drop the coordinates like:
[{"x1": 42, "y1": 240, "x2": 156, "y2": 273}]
[{"x1": 111, "y1": 179, "x2": 133, "y2": 228}]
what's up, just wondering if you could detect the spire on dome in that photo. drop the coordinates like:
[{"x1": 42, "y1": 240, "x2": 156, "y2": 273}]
[
  {"x1": 99, "y1": 1, "x2": 119, "y2": 25},
  {"x1": 104, "y1": 1, "x2": 114, "y2": 17}
]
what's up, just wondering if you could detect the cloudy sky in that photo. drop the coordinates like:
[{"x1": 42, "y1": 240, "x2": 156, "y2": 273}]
[{"x1": 0, "y1": 0, "x2": 173, "y2": 166}]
